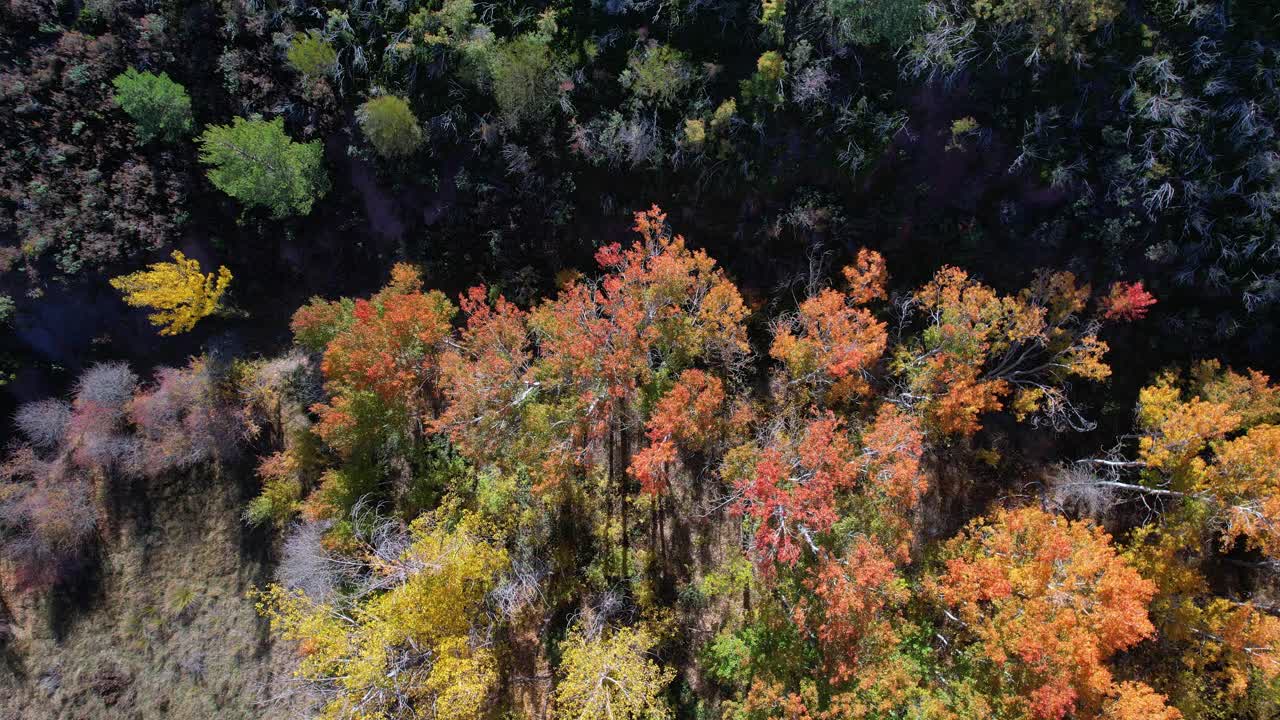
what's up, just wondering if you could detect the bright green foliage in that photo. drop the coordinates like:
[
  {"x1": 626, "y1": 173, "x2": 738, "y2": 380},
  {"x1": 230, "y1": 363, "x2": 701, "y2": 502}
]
[
  {"x1": 197, "y1": 117, "x2": 329, "y2": 218},
  {"x1": 111, "y1": 68, "x2": 193, "y2": 144},
  {"x1": 255, "y1": 516, "x2": 508, "y2": 720},
  {"x1": 972, "y1": 0, "x2": 1121, "y2": 58},
  {"x1": 287, "y1": 30, "x2": 338, "y2": 79},
  {"x1": 410, "y1": 0, "x2": 475, "y2": 45},
  {"x1": 556, "y1": 623, "x2": 676, "y2": 720},
  {"x1": 624, "y1": 44, "x2": 693, "y2": 107},
  {"x1": 358, "y1": 95, "x2": 424, "y2": 158}
]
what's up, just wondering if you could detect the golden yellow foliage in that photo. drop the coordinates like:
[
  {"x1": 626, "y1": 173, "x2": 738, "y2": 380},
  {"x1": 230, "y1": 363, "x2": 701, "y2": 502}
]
[
  {"x1": 109, "y1": 250, "x2": 232, "y2": 335},
  {"x1": 556, "y1": 623, "x2": 675, "y2": 720},
  {"x1": 254, "y1": 515, "x2": 508, "y2": 719}
]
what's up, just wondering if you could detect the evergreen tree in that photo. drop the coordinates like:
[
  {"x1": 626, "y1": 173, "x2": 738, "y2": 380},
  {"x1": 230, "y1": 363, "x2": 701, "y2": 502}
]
[
  {"x1": 197, "y1": 117, "x2": 328, "y2": 218},
  {"x1": 111, "y1": 68, "x2": 193, "y2": 144}
]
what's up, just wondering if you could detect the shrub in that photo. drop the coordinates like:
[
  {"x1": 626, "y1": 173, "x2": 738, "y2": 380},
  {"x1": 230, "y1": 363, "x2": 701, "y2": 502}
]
[
  {"x1": 112, "y1": 68, "x2": 193, "y2": 144},
  {"x1": 74, "y1": 362, "x2": 138, "y2": 412},
  {"x1": 286, "y1": 30, "x2": 337, "y2": 79},
  {"x1": 0, "y1": 448, "x2": 98, "y2": 591},
  {"x1": 275, "y1": 519, "x2": 339, "y2": 601},
  {"x1": 623, "y1": 44, "x2": 692, "y2": 107},
  {"x1": 14, "y1": 399, "x2": 71, "y2": 450},
  {"x1": 197, "y1": 116, "x2": 329, "y2": 218},
  {"x1": 358, "y1": 95, "x2": 424, "y2": 159},
  {"x1": 490, "y1": 34, "x2": 559, "y2": 127},
  {"x1": 244, "y1": 451, "x2": 303, "y2": 527},
  {"x1": 128, "y1": 359, "x2": 243, "y2": 475}
]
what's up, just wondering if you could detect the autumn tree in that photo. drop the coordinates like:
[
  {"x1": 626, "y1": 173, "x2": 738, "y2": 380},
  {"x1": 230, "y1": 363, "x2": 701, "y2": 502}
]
[
  {"x1": 1081, "y1": 363, "x2": 1280, "y2": 556},
  {"x1": 628, "y1": 368, "x2": 730, "y2": 496},
  {"x1": 197, "y1": 116, "x2": 329, "y2": 218},
  {"x1": 895, "y1": 267, "x2": 1112, "y2": 435},
  {"x1": 1100, "y1": 281, "x2": 1157, "y2": 322},
  {"x1": 770, "y1": 248, "x2": 889, "y2": 406},
  {"x1": 730, "y1": 413, "x2": 861, "y2": 568},
  {"x1": 795, "y1": 538, "x2": 906, "y2": 685},
  {"x1": 556, "y1": 622, "x2": 675, "y2": 720},
  {"x1": 436, "y1": 286, "x2": 534, "y2": 468},
  {"x1": 110, "y1": 250, "x2": 232, "y2": 335},
  {"x1": 928, "y1": 507, "x2": 1176, "y2": 720},
  {"x1": 1074, "y1": 363, "x2": 1280, "y2": 710},
  {"x1": 289, "y1": 264, "x2": 458, "y2": 519},
  {"x1": 518, "y1": 206, "x2": 750, "y2": 498},
  {"x1": 729, "y1": 402, "x2": 923, "y2": 571},
  {"x1": 256, "y1": 514, "x2": 507, "y2": 720}
]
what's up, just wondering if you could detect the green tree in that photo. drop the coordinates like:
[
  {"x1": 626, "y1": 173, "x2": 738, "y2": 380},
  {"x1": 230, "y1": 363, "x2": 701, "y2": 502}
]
[
  {"x1": 972, "y1": 0, "x2": 1120, "y2": 58},
  {"x1": 286, "y1": 30, "x2": 338, "y2": 79},
  {"x1": 358, "y1": 95, "x2": 424, "y2": 159},
  {"x1": 111, "y1": 68, "x2": 193, "y2": 144},
  {"x1": 823, "y1": 0, "x2": 923, "y2": 47},
  {"x1": 197, "y1": 117, "x2": 329, "y2": 218},
  {"x1": 740, "y1": 51, "x2": 787, "y2": 109},
  {"x1": 489, "y1": 33, "x2": 558, "y2": 127},
  {"x1": 624, "y1": 44, "x2": 692, "y2": 107}
]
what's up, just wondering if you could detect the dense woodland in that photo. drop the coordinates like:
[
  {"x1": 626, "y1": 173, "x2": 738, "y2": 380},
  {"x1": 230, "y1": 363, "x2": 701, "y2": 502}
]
[{"x1": 2, "y1": 0, "x2": 1280, "y2": 718}]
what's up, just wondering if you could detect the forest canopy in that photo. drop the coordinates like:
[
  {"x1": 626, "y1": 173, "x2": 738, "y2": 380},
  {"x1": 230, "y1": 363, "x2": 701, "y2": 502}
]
[{"x1": 1, "y1": 0, "x2": 1279, "y2": 718}]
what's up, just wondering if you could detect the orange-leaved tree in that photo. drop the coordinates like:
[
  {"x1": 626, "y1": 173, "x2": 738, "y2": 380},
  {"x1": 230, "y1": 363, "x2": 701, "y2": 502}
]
[
  {"x1": 895, "y1": 267, "x2": 1112, "y2": 436},
  {"x1": 928, "y1": 507, "x2": 1177, "y2": 720},
  {"x1": 1075, "y1": 362, "x2": 1280, "y2": 711}
]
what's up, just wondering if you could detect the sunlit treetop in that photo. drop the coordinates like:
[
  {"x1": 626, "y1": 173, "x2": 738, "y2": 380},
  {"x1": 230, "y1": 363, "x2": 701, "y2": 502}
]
[
  {"x1": 555, "y1": 622, "x2": 676, "y2": 720},
  {"x1": 1134, "y1": 364, "x2": 1280, "y2": 556},
  {"x1": 929, "y1": 507, "x2": 1173, "y2": 720},
  {"x1": 291, "y1": 264, "x2": 456, "y2": 453},
  {"x1": 254, "y1": 515, "x2": 507, "y2": 720},
  {"x1": 109, "y1": 251, "x2": 231, "y2": 336},
  {"x1": 523, "y1": 205, "x2": 750, "y2": 485},
  {"x1": 897, "y1": 267, "x2": 1112, "y2": 436},
  {"x1": 771, "y1": 250, "x2": 889, "y2": 405}
]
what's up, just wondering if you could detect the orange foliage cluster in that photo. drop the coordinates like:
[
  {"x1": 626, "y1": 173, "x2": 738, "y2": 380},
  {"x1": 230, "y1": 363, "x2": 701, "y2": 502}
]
[
  {"x1": 796, "y1": 539, "x2": 906, "y2": 685},
  {"x1": 903, "y1": 267, "x2": 1109, "y2": 435},
  {"x1": 734, "y1": 414, "x2": 859, "y2": 567},
  {"x1": 629, "y1": 369, "x2": 727, "y2": 495},
  {"x1": 294, "y1": 264, "x2": 456, "y2": 452},
  {"x1": 930, "y1": 508, "x2": 1174, "y2": 720},
  {"x1": 437, "y1": 286, "x2": 532, "y2": 464}
]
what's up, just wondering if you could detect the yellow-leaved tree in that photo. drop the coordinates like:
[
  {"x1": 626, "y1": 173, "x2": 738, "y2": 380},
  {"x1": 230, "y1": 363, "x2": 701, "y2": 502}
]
[
  {"x1": 556, "y1": 622, "x2": 675, "y2": 720},
  {"x1": 254, "y1": 514, "x2": 507, "y2": 720},
  {"x1": 109, "y1": 250, "x2": 232, "y2": 335}
]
